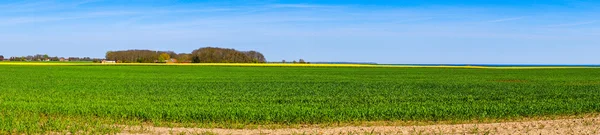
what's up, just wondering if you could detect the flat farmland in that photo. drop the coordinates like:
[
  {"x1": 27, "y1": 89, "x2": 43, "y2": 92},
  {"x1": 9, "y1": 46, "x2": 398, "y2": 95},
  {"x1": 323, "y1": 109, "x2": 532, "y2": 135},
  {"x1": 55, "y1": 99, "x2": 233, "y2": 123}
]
[{"x1": 0, "y1": 65, "x2": 599, "y2": 134}]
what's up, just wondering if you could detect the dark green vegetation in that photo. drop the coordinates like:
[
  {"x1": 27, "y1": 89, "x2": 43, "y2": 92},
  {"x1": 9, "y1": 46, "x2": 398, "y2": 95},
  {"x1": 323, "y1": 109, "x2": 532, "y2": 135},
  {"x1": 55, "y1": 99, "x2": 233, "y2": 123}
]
[
  {"x1": 4, "y1": 54, "x2": 100, "y2": 62},
  {"x1": 1, "y1": 65, "x2": 600, "y2": 134},
  {"x1": 105, "y1": 47, "x2": 266, "y2": 63}
]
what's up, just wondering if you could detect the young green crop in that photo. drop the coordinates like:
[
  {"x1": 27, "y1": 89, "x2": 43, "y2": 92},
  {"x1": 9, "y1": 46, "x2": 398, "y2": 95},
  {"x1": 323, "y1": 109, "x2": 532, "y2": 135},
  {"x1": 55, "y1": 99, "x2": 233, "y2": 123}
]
[{"x1": 0, "y1": 65, "x2": 599, "y2": 134}]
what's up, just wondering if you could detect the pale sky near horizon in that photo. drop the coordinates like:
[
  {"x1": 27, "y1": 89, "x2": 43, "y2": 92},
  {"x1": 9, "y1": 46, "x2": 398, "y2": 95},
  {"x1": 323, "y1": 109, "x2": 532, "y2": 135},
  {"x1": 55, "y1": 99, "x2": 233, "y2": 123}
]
[{"x1": 0, "y1": 0, "x2": 598, "y2": 64}]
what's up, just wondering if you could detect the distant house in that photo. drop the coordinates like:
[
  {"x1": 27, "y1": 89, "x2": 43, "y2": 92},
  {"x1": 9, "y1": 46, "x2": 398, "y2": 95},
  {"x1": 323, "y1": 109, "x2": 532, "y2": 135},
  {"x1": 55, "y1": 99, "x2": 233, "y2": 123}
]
[
  {"x1": 59, "y1": 58, "x2": 68, "y2": 62},
  {"x1": 101, "y1": 60, "x2": 116, "y2": 64},
  {"x1": 167, "y1": 58, "x2": 177, "y2": 63}
]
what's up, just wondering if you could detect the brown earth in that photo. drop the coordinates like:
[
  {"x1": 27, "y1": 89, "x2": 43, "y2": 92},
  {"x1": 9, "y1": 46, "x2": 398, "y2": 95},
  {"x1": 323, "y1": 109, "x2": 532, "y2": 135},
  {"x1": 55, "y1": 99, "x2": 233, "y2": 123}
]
[{"x1": 119, "y1": 116, "x2": 600, "y2": 135}]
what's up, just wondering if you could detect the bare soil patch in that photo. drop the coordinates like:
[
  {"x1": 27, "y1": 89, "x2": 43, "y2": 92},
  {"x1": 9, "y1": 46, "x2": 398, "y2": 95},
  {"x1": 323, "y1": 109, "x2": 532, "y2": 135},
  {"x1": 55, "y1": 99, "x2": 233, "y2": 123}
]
[{"x1": 119, "y1": 116, "x2": 600, "y2": 135}]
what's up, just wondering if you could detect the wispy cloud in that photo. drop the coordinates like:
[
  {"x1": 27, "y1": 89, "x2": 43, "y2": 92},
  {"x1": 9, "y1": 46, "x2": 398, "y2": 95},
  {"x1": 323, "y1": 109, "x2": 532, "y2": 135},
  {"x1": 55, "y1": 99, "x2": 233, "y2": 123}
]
[
  {"x1": 546, "y1": 20, "x2": 597, "y2": 27},
  {"x1": 134, "y1": 15, "x2": 340, "y2": 30},
  {"x1": 0, "y1": 10, "x2": 137, "y2": 26},
  {"x1": 0, "y1": 4, "x2": 250, "y2": 26},
  {"x1": 74, "y1": 0, "x2": 103, "y2": 6},
  {"x1": 155, "y1": 8, "x2": 237, "y2": 13},
  {"x1": 393, "y1": 17, "x2": 435, "y2": 23},
  {"x1": 268, "y1": 4, "x2": 342, "y2": 8},
  {"x1": 0, "y1": 17, "x2": 71, "y2": 25},
  {"x1": 487, "y1": 17, "x2": 525, "y2": 23},
  {"x1": 84, "y1": 11, "x2": 139, "y2": 16},
  {"x1": 0, "y1": 0, "x2": 101, "y2": 13}
]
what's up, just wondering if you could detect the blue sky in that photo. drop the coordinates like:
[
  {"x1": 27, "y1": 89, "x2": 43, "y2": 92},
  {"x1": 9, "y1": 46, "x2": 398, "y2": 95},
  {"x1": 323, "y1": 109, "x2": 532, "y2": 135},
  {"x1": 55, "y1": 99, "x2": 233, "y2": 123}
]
[{"x1": 0, "y1": 0, "x2": 598, "y2": 64}]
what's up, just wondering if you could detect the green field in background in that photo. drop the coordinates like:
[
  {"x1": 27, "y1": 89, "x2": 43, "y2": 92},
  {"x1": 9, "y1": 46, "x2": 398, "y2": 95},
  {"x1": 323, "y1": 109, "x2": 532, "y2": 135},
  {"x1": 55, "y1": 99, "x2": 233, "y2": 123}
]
[{"x1": 0, "y1": 65, "x2": 599, "y2": 134}]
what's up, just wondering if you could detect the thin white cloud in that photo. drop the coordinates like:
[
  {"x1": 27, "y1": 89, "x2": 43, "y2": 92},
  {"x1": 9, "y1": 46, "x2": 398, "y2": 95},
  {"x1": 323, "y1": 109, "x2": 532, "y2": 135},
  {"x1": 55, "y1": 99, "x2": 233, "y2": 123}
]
[
  {"x1": 393, "y1": 17, "x2": 435, "y2": 23},
  {"x1": 0, "y1": 5, "x2": 246, "y2": 26},
  {"x1": 134, "y1": 15, "x2": 340, "y2": 30},
  {"x1": 0, "y1": 17, "x2": 74, "y2": 25},
  {"x1": 0, "y1": 1, "x2": 50, "y2": 8},
  {"x1": 487, "y1": 17, "x2": 525, "y2": 23},
  {"x1": 268, "y1": 4, "x2": 341, "y2": 8},
  {"x1": 0, "y1": 10, "x2": 138, "y2": 26},
  {"x1": 0, "y1": 0, "x2": 100, "y2": 13},
  {"x1": 83, "y1": 11, "x2": 139, "y2": 16},
  {"x1": 546, "y1": 20, "x2": 597, "y2": 27},
  {"x1": 155, "y1": 8, "x2": 237, "y2": 13},
  {"x1": 74, "y1": 0, "x2": 104, "y2": 6}
]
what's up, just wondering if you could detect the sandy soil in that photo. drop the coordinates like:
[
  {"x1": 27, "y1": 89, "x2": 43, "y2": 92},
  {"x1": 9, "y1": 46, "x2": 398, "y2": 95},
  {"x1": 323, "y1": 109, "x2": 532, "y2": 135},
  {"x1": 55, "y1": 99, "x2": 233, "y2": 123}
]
[{"x1": 120, "y1": 116, "x2": 600, "y2": 135}]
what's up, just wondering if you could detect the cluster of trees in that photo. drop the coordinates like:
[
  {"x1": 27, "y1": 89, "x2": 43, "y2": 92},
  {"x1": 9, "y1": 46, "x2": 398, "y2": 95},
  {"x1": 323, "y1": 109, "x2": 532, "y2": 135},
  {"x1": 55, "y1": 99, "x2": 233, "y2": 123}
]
[
  {"x1": 280, "y1": 59, "x2": 309, "y2": 64},
  {"x1": 5, "y1": 54, "x2": 101, "y2": 62},
  {"x1": 1, "y1": 47, "x2": 277, "y2": 63},
  {"x1": 105, "y1": 50, "x2": 179, "y2": 63},
  {"x1": 105, "y1": 47, "x2": 266, "y2": 63},
  {"x1": 191, "y1": 47, "x2": 266, "y2": 63}
]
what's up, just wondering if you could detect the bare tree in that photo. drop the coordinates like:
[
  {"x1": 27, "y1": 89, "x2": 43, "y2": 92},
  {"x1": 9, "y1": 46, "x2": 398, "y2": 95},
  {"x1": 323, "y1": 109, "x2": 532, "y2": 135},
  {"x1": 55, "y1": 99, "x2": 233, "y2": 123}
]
[{"x1": 177, "y1": 53, "x2": 192, "y2": 63}]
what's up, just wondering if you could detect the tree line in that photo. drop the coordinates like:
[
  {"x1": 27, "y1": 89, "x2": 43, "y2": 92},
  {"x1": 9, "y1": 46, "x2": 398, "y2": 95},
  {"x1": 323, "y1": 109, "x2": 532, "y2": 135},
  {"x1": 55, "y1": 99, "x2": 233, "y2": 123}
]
[
  {"x1": 105, "y1": 47, "x2": 266, "y2": 63},
  {"x1": 1, "y1": 54, "x2": 102, "y2": 62},
  {"x1": 105, "y1": 50, "x2": 178, "y2": 63},
  {"x1": 0, "y1": 47, "x2": 316, "y2": 64}
]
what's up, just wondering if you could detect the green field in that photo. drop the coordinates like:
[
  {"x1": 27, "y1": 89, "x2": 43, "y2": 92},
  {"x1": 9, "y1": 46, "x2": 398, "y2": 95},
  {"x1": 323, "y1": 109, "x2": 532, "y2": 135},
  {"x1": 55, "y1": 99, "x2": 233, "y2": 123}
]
[{"x1": 1, "y1": 65, "x2": 600, "y2": 134}]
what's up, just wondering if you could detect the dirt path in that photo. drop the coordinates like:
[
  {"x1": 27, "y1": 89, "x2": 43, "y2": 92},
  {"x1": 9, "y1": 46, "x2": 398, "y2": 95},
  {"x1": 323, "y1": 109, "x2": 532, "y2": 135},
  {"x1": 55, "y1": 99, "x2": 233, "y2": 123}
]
[{"x1": 120, "y1": 116, "x2": 600, "y2": 135}]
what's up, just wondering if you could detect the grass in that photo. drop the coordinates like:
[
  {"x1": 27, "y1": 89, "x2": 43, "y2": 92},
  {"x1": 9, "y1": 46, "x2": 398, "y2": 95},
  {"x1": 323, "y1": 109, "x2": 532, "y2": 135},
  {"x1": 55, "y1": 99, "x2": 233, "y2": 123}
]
[{"x1": 0, "y1": 65, "x2": 599, "y2": 134}]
